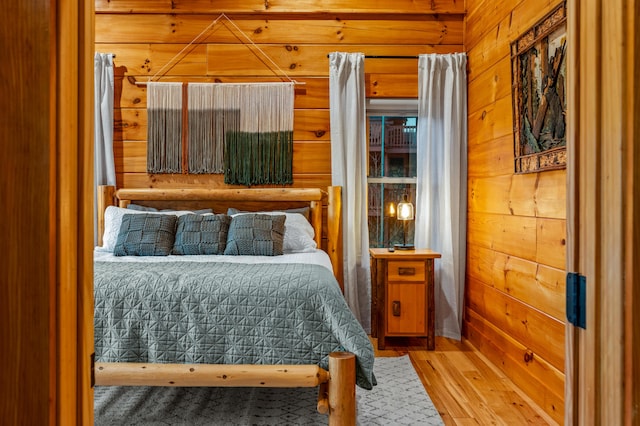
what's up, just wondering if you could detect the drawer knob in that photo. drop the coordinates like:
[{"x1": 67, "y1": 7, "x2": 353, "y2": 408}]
[
  {"x1": 392, "y1": 301, "x2": 401, "y2": 316},
  {"x1": 398, "y1": 267, "x2": 416, "y2": 276}
]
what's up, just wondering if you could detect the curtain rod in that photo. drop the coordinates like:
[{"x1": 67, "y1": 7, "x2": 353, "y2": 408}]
[
  {"x1": 367, "y1": 55, "x2": 418, "y2": 59},
  {"x1": 326, "y1": 54, "x2": 418, "y2": 59},
  {"x1": 134, "y1": 81, "x2": 304, "y2": 86}
]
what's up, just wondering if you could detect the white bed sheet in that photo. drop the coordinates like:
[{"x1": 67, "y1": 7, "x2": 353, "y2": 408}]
[{"x1": 93, "y1": 247, "x2": 335, "y2": 273}]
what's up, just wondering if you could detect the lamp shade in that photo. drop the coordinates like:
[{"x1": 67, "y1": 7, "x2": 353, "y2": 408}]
[
  {"x1": 394, "y1": 194, "x2": 415, "y2": 250},
  {"x1": 396, "y1": 195, "x2": 414, "y2": 221}
]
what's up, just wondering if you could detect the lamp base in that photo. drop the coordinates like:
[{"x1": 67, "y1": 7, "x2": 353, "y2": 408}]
[{"x1": 394, "y1": 244, "x2": 415, "y2": 251}]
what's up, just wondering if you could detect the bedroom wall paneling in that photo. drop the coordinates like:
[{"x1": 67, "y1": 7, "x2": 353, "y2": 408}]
[
  {"x1": 94, "y1": 0, "x2": 467, "y2": 14},
  {"x1": 94, "y1": 0, "x2": 465, "y2": 192},
  {"x1": 464, "y1": 0, "x2": 567, "y2": 423},
  {"x1": 1, "y1": 0, "x2": 94, "y2": 424}
]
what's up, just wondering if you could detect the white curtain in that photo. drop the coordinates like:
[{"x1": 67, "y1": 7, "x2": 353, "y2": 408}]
[
  {"x1": 94, "y1": 53, "x2": 116, "y2": 243},
  {"x1": 415, "y1": 53, "x2": 467, "y2": 340},
  {"x1": 328, "y1": 52, "x2": 371, "y2": 332}
]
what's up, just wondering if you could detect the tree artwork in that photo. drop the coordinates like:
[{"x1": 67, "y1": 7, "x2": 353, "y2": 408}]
[{"x1": 511, "y1": 2, "x2": 567, "y2": 173}]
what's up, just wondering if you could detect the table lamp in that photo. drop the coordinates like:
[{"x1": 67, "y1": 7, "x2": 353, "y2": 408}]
[{"x1": 394, "y1": 194, "x2": 414, "y2": 250}]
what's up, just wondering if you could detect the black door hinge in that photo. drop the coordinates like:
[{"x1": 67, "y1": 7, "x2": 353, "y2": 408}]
[
  {"x1": 91, "y1": 352, "x2": 95, "y2": 388},
  {"x1": 566, "y1": 272, "x2": 586, "y2": 329}
]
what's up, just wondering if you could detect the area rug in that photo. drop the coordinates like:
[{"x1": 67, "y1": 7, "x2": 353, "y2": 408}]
[{"x1": 94, "y1": 355, "x2": 443, "y2": 425}]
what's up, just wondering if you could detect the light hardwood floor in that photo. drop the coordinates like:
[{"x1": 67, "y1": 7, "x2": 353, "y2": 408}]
[{"x1": 372, "y1": 336, "x2": 558, "y2": 425}]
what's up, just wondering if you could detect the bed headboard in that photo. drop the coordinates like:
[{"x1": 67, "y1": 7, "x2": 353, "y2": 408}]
[{"x1": 97, "y1": 186, "x2": 343, "y2": 290}]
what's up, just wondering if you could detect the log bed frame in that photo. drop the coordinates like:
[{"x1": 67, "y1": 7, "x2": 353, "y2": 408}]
[{"x1": 94, "y1": 185, "x2": 356, "y2": 425}]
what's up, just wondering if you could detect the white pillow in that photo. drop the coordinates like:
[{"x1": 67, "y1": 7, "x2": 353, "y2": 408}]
[
  {"x1": 232, "y1": 211, "x2": 317, "y2": 254},
  {"x1": 101, "y1": 206, "x2": 198, "y2": 252}
]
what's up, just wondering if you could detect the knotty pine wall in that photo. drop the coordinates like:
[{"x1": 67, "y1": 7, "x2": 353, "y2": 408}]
[
  {"x1": 95, "y1": 0, "x2": 568, "y2": 422},
  {"x1": 95, "y1": 0, "x2": 464, "y2": 190},
  {"x1": 465, "y1": 0, "x2": 566, "y2": 423}
]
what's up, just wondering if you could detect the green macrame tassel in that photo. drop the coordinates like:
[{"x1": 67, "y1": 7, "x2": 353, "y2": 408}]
[{"x1": 224, "y1": 130, "x2": 293, "y2": 186}]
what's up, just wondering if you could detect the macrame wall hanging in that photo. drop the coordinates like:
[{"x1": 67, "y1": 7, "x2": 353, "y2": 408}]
[
  {"x1": 147, "y1": 82, "x2": 183, "y2": 173},
  {"x1": 144, "y1": 13, "x2": 299, "y2": 186},
  {"x1": 218, "y1": 83, "x2": 294, "y2": 186},
  {"x1": 187, "y1": 83, "x2": 226, "y2": 174},
  {"x1": 148, "y1": 82, "x2": 294, "y2": 185}
]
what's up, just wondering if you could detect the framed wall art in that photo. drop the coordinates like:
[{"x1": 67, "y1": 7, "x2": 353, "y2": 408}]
[{"x1": 511, "y1": 2, "x2": 567, "y2": 174}]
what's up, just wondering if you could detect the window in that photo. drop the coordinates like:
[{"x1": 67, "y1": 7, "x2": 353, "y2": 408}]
[{"x1": 366, "y1": 99, "x2": 418, "y2": 248}]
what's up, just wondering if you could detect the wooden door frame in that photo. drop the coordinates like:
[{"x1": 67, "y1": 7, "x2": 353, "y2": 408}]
[
  {"x1": 57, "y1": 0, "x2": 95, "y2": 423},
  {"x1": 565, "y1": 0, "x2": 639, "y2": 424}
]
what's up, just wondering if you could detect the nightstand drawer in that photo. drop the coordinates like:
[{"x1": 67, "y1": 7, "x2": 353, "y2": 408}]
[{"x1": 388, "y1": 261, "x2": 425, "y2": 282}]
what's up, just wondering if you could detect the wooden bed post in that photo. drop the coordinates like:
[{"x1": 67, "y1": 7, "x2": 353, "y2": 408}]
[
  {"x1": 97, "y1": 185, "x2": 115, "y2": 246},
  {"x1": 310, "y1": 200, "x2": 322, "y2": 248},
  {"x1": 327, "y1": 352, "x2": 356, "y2": 426},
  {"x1": 327, "y1": 186, "x2": 343, "y2": 291}
]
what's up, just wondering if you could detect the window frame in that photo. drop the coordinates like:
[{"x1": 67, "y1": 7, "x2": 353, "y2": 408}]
[{"x1": 366, "y1": 99, "x2": 418, "y2": 248}]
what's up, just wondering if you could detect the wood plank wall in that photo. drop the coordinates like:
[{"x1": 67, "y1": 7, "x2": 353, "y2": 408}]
[
  {"x1": 464, "y1": 0, "x2": 566, "y2": 423},
  {"x1": 94, "y1": 0, "x2": 464, "y2": 190},
  {"x1": 95, "y1": 0, "x2": 567, "y2": 422}
]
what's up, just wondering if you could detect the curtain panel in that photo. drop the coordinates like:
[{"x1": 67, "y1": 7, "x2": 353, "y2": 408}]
[
  {"x1": 94, "y1": 53, "x2": 116, "y2": 244},
  {"x1": 328, "y1": 52, "x2": 371, "y2": 332},
  {"x1": 415, "y1": 53, "x2": 468, "y2": 340}
]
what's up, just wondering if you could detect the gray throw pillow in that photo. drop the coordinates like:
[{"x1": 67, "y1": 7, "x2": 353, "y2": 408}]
[
  {"x1": 126, "y1": 203, "x2": 158, "y2": 212},
  {"x1": 224, "y1": 214, "x2": 285, "y2": 256},
  {"x1": 127, "y1": 204, "x2": 214, "y2": 215},
  {"x1": 114, "y1": 213, "x2": 177, "y2": 256},
  {"x1": 227, "y1": 206, "x2": 310, "y2": 220},
  {"x1": 173, "y1": 214, "x2": 231, "y2": 255}
]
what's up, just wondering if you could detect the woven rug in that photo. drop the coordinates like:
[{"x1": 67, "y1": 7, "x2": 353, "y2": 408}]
[{"x1": 94, "y1": 355, "x2": 443, "y2": 425}]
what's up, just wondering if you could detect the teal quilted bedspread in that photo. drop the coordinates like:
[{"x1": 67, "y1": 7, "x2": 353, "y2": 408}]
[{"x1": 94, "y1": 261, "x2": 376, "y2": 389}]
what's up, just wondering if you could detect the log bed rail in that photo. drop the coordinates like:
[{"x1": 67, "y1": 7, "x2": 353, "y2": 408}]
[
  {"x1": 94, "y1": 352, "x2": 356, "y2": 424},
  {"x1": 94, "y1": 185, "x2": 356, "y2": 425}
]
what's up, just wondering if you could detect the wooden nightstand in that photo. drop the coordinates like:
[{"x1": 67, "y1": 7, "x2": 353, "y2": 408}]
[{"x1": 370, "y1": 248, "x2": 441, "y2": 350}]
